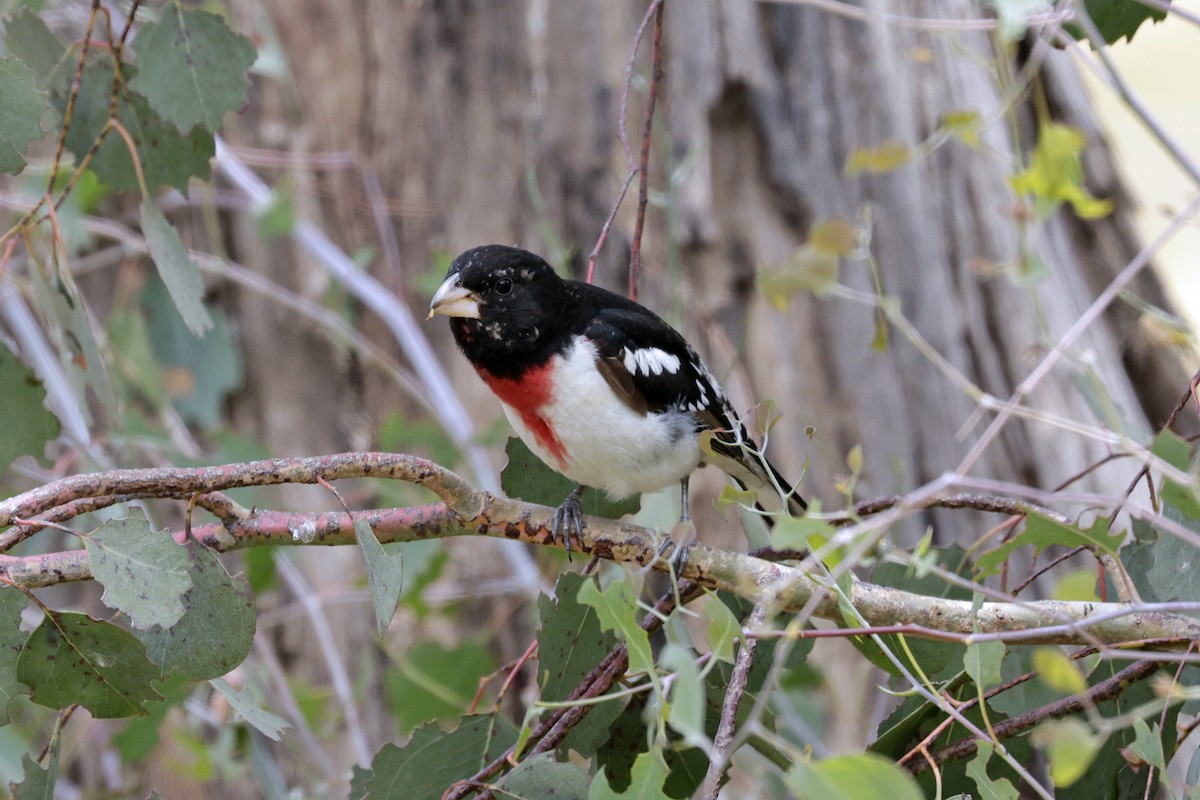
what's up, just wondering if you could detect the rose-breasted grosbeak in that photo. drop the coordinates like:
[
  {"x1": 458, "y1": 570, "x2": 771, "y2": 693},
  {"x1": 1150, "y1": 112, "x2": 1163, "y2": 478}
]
[{"x1": 428, "y1": 244, "x2": 805, "y2": 569}]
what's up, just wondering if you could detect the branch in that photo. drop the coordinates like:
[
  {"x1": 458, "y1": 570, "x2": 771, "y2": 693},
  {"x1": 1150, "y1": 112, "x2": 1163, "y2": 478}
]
[{"x1": 1, "y1": 454, "x2": 1197, "y2": 650}]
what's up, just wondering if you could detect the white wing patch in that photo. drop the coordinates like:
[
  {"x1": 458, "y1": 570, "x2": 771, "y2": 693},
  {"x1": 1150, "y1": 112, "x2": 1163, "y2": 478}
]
[{"x1": 622, "y1": 346, "x2": 682, "y2": 377}]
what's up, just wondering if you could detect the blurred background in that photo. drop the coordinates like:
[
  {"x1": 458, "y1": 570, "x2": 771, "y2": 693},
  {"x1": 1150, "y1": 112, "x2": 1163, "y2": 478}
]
[{"x1": 0, "y1": 0, "x2": 1197, "y2": 796}]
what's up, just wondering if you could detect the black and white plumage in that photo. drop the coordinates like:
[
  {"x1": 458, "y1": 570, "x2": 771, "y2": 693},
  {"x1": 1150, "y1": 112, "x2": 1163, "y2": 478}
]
[{"x1": 428, "y1": 244, "x2": 805, "y2": 567}]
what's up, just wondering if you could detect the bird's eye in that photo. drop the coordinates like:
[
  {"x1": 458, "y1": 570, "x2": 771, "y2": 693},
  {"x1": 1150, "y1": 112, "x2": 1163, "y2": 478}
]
[{"x1": 495, "y1": 277, "x2": 514, "y2": 295}]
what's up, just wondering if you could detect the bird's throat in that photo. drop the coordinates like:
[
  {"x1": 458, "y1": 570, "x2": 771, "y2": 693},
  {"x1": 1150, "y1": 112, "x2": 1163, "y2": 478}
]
[{"x1": 478, "y1": 363, "x2": 569, "y2": 469}]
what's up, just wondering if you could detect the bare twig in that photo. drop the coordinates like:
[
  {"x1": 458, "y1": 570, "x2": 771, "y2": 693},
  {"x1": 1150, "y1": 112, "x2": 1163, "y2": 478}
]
[{"x1": 702, "y1": 602, "x2": 766, "y2": 800}]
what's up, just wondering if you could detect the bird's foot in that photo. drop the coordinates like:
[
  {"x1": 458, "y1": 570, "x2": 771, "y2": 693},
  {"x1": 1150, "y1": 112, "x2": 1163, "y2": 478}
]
[
  {"x1": 553, "y1": 486, "x2": 587, "y2": 560},
  {"x1": 658, "y1": 519, "x2": 696, "y2": 577}
]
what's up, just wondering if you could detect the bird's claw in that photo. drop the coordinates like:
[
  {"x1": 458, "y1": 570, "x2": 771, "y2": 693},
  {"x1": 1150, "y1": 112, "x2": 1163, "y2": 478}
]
[
  {"x1": 659, "y1": 519, "x2": 696, "y2": 577},
  {"x1": 553, "y1": 487, "x2": 586, "y2": 560}
]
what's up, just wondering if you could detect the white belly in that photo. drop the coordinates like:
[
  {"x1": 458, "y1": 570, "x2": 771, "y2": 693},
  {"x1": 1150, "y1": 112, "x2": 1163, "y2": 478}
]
[{"x1": 501, "y1": 338, "x2": 701, "y2": 498}]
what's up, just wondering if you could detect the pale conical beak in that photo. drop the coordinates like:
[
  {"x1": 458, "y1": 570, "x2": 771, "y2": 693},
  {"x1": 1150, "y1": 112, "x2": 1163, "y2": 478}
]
[{"x1": 427, "y1": 275, "x2": 481, "y2": 320}]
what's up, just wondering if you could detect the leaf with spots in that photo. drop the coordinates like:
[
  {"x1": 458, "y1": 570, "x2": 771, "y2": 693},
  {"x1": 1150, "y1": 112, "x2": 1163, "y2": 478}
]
[
  {"x1": 0, "y1": 587, "x2": 31, "y2": 725},
  {"x1": 136, "y1": 546, "x2": 256, "y2": 680},
  {"x1": 502, "y1": 437, "x2": 639, "y2": 519},
  {"x1": 17, "y1": 611, "x2": 161, "y2": 718},
  {"x1": 128, "y1": 7, "x2": 256, "y2": 133},
  {"x1": 495, "y1": 752, "x2": 590, "y2": 799},
  {"x1": 536, "y1": 572, "x2": 620, "y2": 757},
  {"x1": 83, "y1": 511, "x2": 193, "y2": 631}
]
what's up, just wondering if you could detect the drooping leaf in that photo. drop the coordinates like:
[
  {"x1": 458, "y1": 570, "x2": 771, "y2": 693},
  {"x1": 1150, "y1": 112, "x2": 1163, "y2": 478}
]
[
  {"x1": 365, "y1": 715, "x2": 517, "y2": 800},
  {"x1": 496, "y1": 751, "x2": 590, "y2": 799},
  {"x1": 0, "y1": 57, "x2": 47, "y2": 175},
  {"x1": 210, "y1": 678, "x2": 289, "y2": 741},
  {"x1": 128, "y1": 7, "x2": 256, "y2": 133},
  {"x1": 0, "y1": 342, "x2": 59, "y2": 476},
  {"x1": 83, "y1": 511, "x2": 193, "y2": 630},
  {"x1": 702, "y1": 593, "x2": 739, "y2": 664},
  {"x1": 965, "y1": 741, "x2": 1020, "y2": 800},
  {"x1": 137, "y1": 546, "x2": 256, "y2": 680},
  {"x1": 502, "y1": 437, "x2": 639, "y2": 520},
  {"x1": 660, "y1": 644, "x2": 705, "y2": 749},
  {"x1": 787, "y1": 753, "x2": 924, "y2": 800},
  {"x1": 10, "y1": 744, "x2": 58, "y2": 800},
  {"x1": 355, "y1": 519, "x2": 404, "y2": 633},
  {"x1": 140, "y1": 199, "x2": 213, "y2": 337},
  {"x1": 0, "y1": 588, "x2": 30, "y2": 725},
  {"x1": 385, "y1": 641, "x2": 496, "y2": 736},
  {"x1": 17, "y1": 611, "x2": 161, "y2": 718},
  {"x1": 1126, "y1": 718, "x2": 1166, "y2": 772},
  {"x1": 58, "y1": 61, "x2": 215, "y2": 192},
  {"x1": 577, "y1": 578, "x2": 654, "y2": 677}
]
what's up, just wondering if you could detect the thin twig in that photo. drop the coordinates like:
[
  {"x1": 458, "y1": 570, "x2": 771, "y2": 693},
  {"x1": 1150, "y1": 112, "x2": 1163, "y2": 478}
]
[
  {"x1": 702, "y1": 602, "x2": 766, "y2": 800},
  {"x1": 627, "y1": 0, "x2": 664, "y2": 302}
]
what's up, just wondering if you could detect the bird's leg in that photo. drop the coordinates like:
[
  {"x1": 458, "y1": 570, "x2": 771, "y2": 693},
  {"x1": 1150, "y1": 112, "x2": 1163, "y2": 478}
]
[
  {"x1": 659, "y1": 477, "x2": 696, "y2": 576},
  {"x1": 553, "y1": 485, "x2": 587, "y2": 560}
]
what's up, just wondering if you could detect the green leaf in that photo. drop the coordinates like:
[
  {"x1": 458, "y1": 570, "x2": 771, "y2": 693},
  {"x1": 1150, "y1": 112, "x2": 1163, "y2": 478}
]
[
  {"x1": 142, "y1": 276, "x2": 243, "y2": 430},
  {"x1": 845, "y1": 140, "x2": 911, "y2": 176},
  {"x1": 129, "y1": 7, "x2": 256, "y2": 133},
  {"x1": 0, "y1": 588, "x2": 29, "y2": 725},
  {"x1": 137, "y1": 546, "x2": 256, "y2": 680},
  {"x1": 758, "y1": 246, "x2": 839, "y2": 310},
  {"x1": 1033, "y1": 717, "x2": 1101, "y2": 788},
  {"x1": 0, "y1": 57, "x2": 47, "y2": 175},
  {"x1": 1065, "y1": 0, "x2": 1167, "y2": 44},
  {"x1": 976, "y1": 512, "x2": 1123, "y2": 577},
  {"x1": 58, "y1": 61, "x2": 215, "y2": 192},
  {"x1": 355, "y1": 519, "x2": 404, "y2": 633},
  {"x1": 1127, "y1": 718, "x2": 1166, "y2": 772},
  {"x1": 365, "y1": 715, "x2": 517, "y2": 800},
  {"x1": 1009, "y1": 122, "x2": 1112, "y2": 219},
  {"x1": 1121, "y1": 516, "x2": 1200, "y2": 603},
  {"x1": 963, "y1": 640, "x2": 1005, "y2": 691},
  {"x1": 966, "y1": 741, "x2": 1020, "y2": 800},
  {"x1": 1152, "y1": 431, "x2": 1200, "y2": 520},
  {"x1": 112, "y1": 675, "x2": 190, "y2": 762},
  {"x1": 1033, "y1": 647, "x2": 1087, "y2": 695},
  {"x1": 590, "y1": 751, "x2": 670, "y2": 800},
  {"x1": 209, "y1": 678, "x2": 288, "y2": 741},
  {"x1": 496, "y1": 752, "x2": 590, "y2": 799},
  {"x1": 535, "y1": 572, "x2": 620, "y2": 757},
  {"x1": 2, "y1": 10, "x2": 71, "y2": 93},
  {"x1": 577, "y1": 578, "x2": 654, "y2": 677},
  {"x1": 140, "y1": 199, "x2": 213, "y2": 337},
  {"x1": 10, "y1": 743, "x2": 57, "y2": 800},
  {"x1": 941, "y1": 110, "x2": 982, "y2": 148},
  {"x1": 17, "y1": 611, "x2": 161, "y2": 718},
  {"x1": 0, "y1": 342, "x2": 59, "y2": 476},
  {"x1": 502, "y1": 437, "x2": 639, "y2": 520},
  {"x1": 702, "y1": 593, "x2": 739, "y2": 664},
  {"x1": 385, "y1": 641, "x2": 497, "y2": 736},
  {"x1": 661, "y1": 644, "x2": 705, "y2": 749},
  {"x1": 83, "y1": 511, "x2": 193, "y2": 630},
  {"x1": 787, "y1": 753, "x2": 924, "y2": 800}
]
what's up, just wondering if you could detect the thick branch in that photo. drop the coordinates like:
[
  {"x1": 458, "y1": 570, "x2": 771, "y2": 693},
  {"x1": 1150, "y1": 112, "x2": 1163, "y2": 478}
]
[{"x1": 1, "y1": 455, "x2": 1197, "y2": 648}]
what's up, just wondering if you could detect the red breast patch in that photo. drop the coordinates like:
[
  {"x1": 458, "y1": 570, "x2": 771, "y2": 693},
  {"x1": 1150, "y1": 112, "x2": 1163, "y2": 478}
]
[{"x1": 479, "y1": 363, "x2": 569, "y2": 469}]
